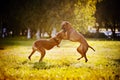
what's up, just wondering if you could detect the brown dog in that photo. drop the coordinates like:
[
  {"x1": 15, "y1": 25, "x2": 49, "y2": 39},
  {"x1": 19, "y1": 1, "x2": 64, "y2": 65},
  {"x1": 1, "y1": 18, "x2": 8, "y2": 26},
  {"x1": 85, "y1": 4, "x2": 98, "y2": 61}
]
[
  {"x1": 28, "y1": 31, "x2": 65, "y2": 62},
  {"x1": 61, "y1": 21, "x2": 95, "y2": 62}
]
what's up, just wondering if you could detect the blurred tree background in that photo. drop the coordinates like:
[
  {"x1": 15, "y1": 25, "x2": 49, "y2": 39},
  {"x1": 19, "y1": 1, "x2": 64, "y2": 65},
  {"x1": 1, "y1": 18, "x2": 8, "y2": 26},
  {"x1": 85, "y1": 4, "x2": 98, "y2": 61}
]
[
  {"x1": 0, "y1": 0, "x2": 119, "y2": 38},
  {"x1": 95, "y1": 0, "x2": 120, "y2": 38},
  {"x1": 0, "y1": 0, "x2": 97, "y2": 37}
]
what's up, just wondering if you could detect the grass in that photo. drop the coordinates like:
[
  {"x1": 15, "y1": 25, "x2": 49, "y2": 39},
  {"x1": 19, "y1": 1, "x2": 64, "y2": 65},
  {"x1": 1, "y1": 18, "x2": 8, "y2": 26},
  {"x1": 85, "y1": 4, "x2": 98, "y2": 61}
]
[{"x1": 0, "y1": 38, "x2": 120, "y2": 80}]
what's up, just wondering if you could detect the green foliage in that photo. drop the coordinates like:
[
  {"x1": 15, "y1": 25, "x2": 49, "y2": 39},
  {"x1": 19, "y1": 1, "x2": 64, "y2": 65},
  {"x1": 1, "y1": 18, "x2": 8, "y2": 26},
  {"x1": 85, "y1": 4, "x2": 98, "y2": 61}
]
[
  {"x1": 5, "y1": 0, "x2": 97, "y2": 35},
  {"x1": 74, "y1": 0, "x2": 97, "y2": 33},
  {"x1": 95, "y1": 0, "x2": 120, "y2": 32},
  {"x1": 0, "y1": 39, "x2": 120, "y2": 80}
]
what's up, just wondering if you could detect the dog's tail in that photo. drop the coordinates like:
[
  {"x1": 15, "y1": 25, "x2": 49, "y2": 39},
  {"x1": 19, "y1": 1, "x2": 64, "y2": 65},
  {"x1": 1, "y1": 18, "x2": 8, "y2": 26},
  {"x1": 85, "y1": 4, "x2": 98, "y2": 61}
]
[{"x1": 88, "y1": 45, "x2": 95, "y2": 52}]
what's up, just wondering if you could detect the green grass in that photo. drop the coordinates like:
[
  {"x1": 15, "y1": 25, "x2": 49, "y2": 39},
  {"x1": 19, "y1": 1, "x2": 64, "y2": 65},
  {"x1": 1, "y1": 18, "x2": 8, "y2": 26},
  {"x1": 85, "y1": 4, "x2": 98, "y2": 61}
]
[{"x1": 0, "y1": 38, "x2": 120, "y2": 80}]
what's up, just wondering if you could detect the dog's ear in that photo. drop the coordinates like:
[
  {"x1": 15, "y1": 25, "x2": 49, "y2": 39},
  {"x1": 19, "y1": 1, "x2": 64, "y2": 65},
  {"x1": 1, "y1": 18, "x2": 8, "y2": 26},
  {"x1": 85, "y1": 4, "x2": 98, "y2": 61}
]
[
  {"x1": 56, "y1": 30, "x2": 65, "y2": 39},
  {"x1": 65, "y1": 21, "x2": 69, "y2": 25},
  {"x1": 56, "y1": 32, "x2": 61, "y2": 38}
]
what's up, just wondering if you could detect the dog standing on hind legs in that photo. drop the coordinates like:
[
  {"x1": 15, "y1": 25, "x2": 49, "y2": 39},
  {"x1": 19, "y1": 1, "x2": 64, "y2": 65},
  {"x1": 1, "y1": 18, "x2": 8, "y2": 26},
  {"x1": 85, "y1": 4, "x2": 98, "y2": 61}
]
[
  {"x1": 28, "y1": 30, "x2": 65, "y2": 62},
  {"x1": 61, "y1": 21, "x2": 95, "y2": 62}
]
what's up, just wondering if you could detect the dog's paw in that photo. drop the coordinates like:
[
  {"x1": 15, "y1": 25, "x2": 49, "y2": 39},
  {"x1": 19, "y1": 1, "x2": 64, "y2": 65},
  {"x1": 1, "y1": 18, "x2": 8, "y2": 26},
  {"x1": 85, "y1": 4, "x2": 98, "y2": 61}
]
[
  {"x1": 28, "y1": 56, "x2": 31, "y2": 60},
  {"x1": 57, "y1": 45, "x2": 60, "y2": 48},
  {"x1": 77, "y1": 58, "x2": 80, "y2": 60},
  {"x1": 85, "y1": 59, "x2": 88, "y2": 63}
]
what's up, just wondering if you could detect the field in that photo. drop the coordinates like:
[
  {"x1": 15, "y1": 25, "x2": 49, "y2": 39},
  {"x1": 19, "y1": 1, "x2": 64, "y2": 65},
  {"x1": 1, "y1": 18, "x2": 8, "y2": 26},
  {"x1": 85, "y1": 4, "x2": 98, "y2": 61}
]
[{"x1": 0, "y1": 38, "x2": 120, "y2": 80}]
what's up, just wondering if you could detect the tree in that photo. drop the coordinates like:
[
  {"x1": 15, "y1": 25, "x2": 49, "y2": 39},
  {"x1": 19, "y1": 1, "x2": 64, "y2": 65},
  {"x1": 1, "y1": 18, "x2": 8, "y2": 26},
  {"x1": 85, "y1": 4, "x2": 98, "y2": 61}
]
[
  {"x1": 0, "y1": 0, "x2": 98, "y2": 38},
  {"x1": 95, "y1": 0, "x2": 120, "y2": 38},
  {"x1": 73, "y1": 0, "x2": 97, "y2": 33}
]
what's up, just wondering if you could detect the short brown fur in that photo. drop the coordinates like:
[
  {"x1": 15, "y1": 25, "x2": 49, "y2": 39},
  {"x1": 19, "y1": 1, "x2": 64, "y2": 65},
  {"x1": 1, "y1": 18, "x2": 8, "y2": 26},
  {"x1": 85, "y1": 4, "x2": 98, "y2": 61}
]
[
  {"x1": 61, "y1": 21, "x2": 95, "y2": 62},
  {"x1": 28, "y1": 30, "x2": 65, "y2": 62}
]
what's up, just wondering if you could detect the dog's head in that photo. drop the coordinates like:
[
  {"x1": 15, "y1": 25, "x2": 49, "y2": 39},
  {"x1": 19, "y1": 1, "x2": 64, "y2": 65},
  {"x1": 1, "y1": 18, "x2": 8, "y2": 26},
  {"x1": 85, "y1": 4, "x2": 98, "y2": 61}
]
[
  {"x1": 52, "y1": 31, "x2": 65, "y2": 44},
  {"x1": 55, "y1": 30, "x2": 67, "y2": 40},
  {"x1": 61, "y1": 21, "x2": 72, "y2": 32}
]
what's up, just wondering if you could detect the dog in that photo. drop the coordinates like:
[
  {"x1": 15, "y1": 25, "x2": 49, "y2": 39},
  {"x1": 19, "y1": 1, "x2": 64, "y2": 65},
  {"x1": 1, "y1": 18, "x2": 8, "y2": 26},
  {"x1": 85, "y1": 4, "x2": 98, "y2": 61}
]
[
  {"x1": 28, "y1": 30, "x2": 65, "y2": 62},
  {"x1": 61, "y1": 21, "x2": 95, "y2": 62}
]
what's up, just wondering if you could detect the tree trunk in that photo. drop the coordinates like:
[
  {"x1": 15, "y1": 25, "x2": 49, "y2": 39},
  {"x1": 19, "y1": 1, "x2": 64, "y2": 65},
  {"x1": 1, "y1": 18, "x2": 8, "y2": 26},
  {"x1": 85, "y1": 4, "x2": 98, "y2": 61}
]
[
  {"x1": 27, "y1": 28, "x2": 31, "y2": 39},
  {"x1": 36, "y1": 29, "x2": 40, "y2": 39},
  {"x1": 111, "y1": 27, "x2": 116, "y2": 39}
]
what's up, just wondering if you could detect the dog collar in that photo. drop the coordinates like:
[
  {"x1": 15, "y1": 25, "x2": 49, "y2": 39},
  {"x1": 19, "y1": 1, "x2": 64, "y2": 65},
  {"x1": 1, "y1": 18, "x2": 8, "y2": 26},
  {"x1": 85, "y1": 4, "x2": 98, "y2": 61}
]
[{"x1": 53, "y1": 38, "x2": 59, "y2": 44}]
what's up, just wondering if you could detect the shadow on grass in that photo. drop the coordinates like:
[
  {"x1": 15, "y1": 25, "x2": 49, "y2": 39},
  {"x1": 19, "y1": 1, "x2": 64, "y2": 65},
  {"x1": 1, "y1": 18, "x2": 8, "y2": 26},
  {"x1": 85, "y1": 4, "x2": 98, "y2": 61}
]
[
  {"x1": 32, "y1": 61, "x2": 73, "y2": 70},
  {"x1": 33, "y1": 62, "x2": 55, "y2": 70},
  {"x1": 32, "y1": 61, "x2": 92, "y2": 70},
  {"x1": 112, "y1": 59, "x2": 120, "y2": 64}
]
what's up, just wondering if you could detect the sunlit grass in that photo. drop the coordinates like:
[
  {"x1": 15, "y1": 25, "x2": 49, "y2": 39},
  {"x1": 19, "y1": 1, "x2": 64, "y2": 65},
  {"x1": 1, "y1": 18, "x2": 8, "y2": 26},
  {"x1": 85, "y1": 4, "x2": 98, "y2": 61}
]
[{"x1": 0, "y1": 38, "x2": 120, "y2": 80}]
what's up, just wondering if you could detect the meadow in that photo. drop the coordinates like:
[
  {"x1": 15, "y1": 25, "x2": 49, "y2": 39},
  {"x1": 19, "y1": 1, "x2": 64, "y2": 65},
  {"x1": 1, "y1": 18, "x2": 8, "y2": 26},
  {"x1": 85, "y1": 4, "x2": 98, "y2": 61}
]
[{"x1": 0, "y1": 38, "x2": 120, "y2": 80}]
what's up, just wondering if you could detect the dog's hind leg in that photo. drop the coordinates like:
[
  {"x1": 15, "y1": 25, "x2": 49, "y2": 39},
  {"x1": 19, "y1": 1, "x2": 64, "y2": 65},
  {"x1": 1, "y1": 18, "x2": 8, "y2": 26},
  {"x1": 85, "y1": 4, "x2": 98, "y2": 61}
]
[
  {"x1": 77, "y1": 46, "x2": 84, "y2": 60},
  {"x1": 28, "y1": 48, "x2": 36, "y2": 60},
  {"x1": 38, "y1": 48, "x2": 46, "y2": 62},
  {"x1": 77, "y1": 45, "x2": 88, "y2": 62},
  {"x1": 84, "y1": 53, "x2": 88, "y2": 62}
]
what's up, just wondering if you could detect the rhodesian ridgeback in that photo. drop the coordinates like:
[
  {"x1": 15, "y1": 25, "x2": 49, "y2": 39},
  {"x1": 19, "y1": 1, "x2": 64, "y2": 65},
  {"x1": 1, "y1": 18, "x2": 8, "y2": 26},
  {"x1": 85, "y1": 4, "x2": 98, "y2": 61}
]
[
  {"x1": 28, "y1": 30, "x2": 65, "y2": 62},
  {"x1": 61, "y1": 21, "x2": 95, "y2": 62}
]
